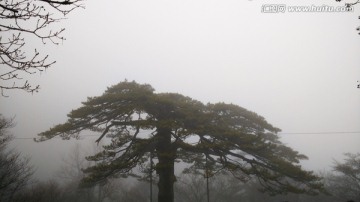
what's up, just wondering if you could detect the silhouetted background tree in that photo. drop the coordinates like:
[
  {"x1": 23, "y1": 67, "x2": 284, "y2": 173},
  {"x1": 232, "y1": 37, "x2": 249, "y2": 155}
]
[
  {"x1": 0, "y1": 115, "x2": 34, "y2": 201},
  {"x1": 0, "y1": 0, "x2": 83, "y2": 96},
  {"x1": 3, "y1": 146, "x2": 357, "y2": 202},
  {"x1": 326, "y1": 153, "x2": 360, "y2": 202}
]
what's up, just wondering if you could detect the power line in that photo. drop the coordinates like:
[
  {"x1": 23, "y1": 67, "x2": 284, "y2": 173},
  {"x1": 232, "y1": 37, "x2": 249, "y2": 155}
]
[
  {"x1": 12, "y1": 134, "x2": 99, "y2": 140},
  {"x1": 279, "y1": 131, "x2": 360, "y2": 135},
  {"x1": 11, "y1": 131, "x2": 360, "y2": 140}
]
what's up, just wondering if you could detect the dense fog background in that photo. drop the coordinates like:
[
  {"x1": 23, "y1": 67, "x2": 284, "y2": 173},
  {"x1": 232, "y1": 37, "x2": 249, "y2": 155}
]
[{"x1": 1, "y1": 0, "x2": 359, "y2": 181}]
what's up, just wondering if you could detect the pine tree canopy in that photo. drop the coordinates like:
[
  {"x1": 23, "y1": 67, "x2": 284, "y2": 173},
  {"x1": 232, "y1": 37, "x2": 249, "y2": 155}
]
[{"x1": 37, "y1": 81, "x2": 324, "y2": 198}]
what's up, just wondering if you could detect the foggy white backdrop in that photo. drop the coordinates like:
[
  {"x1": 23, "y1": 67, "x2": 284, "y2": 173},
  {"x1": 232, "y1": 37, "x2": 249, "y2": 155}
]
[{"x1": 1, "y1": 0, "x2": 360, "y2": 180}]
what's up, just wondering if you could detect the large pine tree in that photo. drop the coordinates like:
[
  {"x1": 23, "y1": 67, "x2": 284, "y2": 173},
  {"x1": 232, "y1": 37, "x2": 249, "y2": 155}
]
[{"x1": 38, "y1": 81, "x2": 324, "y2": 202}]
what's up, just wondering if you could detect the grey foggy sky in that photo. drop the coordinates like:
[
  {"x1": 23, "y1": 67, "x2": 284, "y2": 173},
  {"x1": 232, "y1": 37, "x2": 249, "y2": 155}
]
[{"x1": 1, "y1": 0, "x2": 360, "y2": 180}]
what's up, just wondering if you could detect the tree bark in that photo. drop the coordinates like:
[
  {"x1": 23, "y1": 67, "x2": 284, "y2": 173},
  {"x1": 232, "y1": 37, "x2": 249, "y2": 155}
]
[{"x1": 156, "y1": 128, "x2": 176, "y2": 202}]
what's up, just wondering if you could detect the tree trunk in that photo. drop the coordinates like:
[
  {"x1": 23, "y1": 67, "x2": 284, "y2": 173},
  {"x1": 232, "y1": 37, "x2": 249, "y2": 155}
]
[{"x1": 156, "y1": 128, "x2": 176, "y2": 202}]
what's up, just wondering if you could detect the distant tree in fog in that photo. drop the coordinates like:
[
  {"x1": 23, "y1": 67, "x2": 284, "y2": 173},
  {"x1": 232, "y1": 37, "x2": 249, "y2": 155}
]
[
  {"x1": 12, "y1": 180, "x2": 65, "y2": 202},
  {"x1": 57, "y1": 143, "x2": 90, "y2": 182},
  {"x1": 326, "y1": 153, "x2": 360, "y2": 201},
  {"x1": 0, "y1": 115, "x2": 34, "y2": 201},
  {"x1": 37, "y1": 81, "x2": 325, "y2": 202},
  {"x1": 175, "y1": 172, "x2": 338, "y2": 202},
  {"x1": 175, "y1": 172, "x2": 245, "y2": 202},
  {"x1": 57, "y1": 143, "x2": 120, "y2": 202},
  {"x1": 175, "y1": 173, "x2": 208, "y2": 202}
]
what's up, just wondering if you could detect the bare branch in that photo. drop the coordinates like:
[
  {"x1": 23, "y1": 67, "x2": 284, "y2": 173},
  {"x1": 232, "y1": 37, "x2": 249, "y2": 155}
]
[{"x1": 0, "y1": 0, "x2": 84, "y2": 96}]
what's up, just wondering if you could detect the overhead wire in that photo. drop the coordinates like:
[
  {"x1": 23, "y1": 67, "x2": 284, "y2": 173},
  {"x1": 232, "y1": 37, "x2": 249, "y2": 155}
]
[
  {"x1": 278, "y1": 131, "x2": 360, "y2": 135},
  {"x1": 10, "y1": 131, "x2": 360, "y2": 140}
]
